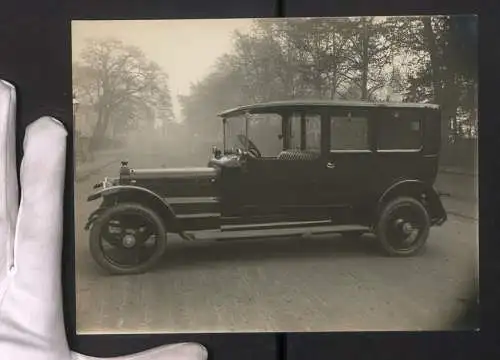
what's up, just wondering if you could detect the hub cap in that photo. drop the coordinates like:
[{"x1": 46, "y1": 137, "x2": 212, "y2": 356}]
[
  {"x1": 385, "y1": 205, "x2": 426, "y2": 251},
  {"x1": 402, "y1": 222, "x2": 414, "y2": 234},
  {"x1": 122, "y1": 234, "x2": 136, "y2": 248}
]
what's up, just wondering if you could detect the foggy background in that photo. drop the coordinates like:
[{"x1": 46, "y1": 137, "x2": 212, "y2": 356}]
[{"x1": 71, "y1": 16, "x2": 477, "y2": 171}]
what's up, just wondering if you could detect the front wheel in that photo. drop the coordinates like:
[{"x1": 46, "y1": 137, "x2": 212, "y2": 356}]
[
  {"x1": 376, "y1": 196, "x2": 430, "y2": 256},
  {"x1": 89, "y1": 202, "x2": 167, "y2": 275}
]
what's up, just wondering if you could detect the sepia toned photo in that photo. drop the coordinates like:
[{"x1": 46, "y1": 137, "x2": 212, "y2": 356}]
[{"x1": 72, "y1": 16, "x2": 478, "y2": 334}]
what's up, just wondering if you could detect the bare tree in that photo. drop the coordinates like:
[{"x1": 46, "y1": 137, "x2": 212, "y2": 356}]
[{"x1": 73, "y1": 38, "x2": 174, "y2": 151}]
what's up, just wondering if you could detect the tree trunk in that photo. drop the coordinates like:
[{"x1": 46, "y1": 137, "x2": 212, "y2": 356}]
[
  {"x1": 89, "y1": 105, "x2": 110, "y2": 153},
  {"x1": 360, "y1": 20, "x2": 369, "y2": 100},
  {"x1": 421, "y1": 17, "x2": 452, "y2": 146},
  {"x1": 422, "y1": 18, "x2": 441, "y2": 101},
  {"x1": 88, "y1": 108, "x2": 102, "y2": 156},
  {"x1": 330, "y1": 74, "x2": 337, "y2": 99}
]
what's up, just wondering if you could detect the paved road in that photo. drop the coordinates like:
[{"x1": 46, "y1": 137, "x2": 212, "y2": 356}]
[{"x1": 75, "y1": 159, "x2": 478, "y2": 334}]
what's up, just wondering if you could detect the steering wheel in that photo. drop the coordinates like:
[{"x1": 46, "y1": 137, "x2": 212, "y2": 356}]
[{"x1": 237, "y1": 134, "x2": 262, "y2": 158}]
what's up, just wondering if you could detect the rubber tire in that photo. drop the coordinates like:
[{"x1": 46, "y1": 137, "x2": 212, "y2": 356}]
[
  {"x1": 89, "y1": 202, "x2": 167, "y2": 275},
  {"x1": 376, "y1": 196, "x2": 430, "y2": 257}
]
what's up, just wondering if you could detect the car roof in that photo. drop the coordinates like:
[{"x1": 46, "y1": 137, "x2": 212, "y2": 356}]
[{"x1": 218, "y1": 99, "x2": 440, "y2": 117}]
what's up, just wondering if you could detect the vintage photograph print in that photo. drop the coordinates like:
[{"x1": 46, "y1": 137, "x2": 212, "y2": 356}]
[{"x1": 72, "y1": 16, "x2": 478, "y2": 334}]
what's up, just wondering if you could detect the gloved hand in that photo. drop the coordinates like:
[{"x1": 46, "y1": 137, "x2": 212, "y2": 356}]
[{"x1": 0, "y1": 79, "x2": 208, "y2": 360}]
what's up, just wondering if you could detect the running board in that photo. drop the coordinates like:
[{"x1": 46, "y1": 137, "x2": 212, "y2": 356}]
[
  {"x1": 221, "y1": 219, "x2": 332, "y2": 232},
  {"x1": 183, "y1": 224, "x2": 370, "y2": 242}
]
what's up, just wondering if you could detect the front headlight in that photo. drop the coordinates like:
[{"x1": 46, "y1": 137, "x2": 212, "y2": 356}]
[
  {"x1": 103, "y1": 177, "x2": 119, "y2": 188},
  {"x1": 102, "y1": 177, "x2": 112, "y2": 188}
]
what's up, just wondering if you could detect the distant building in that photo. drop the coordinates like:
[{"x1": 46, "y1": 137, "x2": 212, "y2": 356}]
[{"x1": 382, "y1": 66, "x2": 404, "y2": 102}]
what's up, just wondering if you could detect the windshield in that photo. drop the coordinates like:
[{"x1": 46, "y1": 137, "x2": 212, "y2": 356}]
[
  {"x1": 223, "y1": 114, "x2": 246, "y2": 151},
  {"x1": 223, "y1": 113, "x2": 284, "y2": 156}
]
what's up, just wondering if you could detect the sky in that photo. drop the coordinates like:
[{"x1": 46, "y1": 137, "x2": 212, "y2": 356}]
[{"x1": 71, "y1": 19, "x2": 255, "y2": 121}]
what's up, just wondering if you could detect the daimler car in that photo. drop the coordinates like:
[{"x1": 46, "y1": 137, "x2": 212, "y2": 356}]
[{"x1": 85, "y1": 100, "x2": 447, "y2": 275}]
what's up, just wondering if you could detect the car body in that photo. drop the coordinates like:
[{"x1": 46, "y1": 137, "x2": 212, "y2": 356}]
[{"x1": 85, "y1": 99, "x2": 447, "y2": 275}]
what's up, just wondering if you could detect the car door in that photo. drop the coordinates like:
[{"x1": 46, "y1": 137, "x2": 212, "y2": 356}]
[
  {"x1": 320, "y1": 108, "x2": 376, "y2": 215},
  {"x1": 241, "y1": 110, "x2": 329, "y2": 220}
]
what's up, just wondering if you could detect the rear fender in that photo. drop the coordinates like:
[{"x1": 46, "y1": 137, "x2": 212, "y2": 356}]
[
  {"x1": 376, "y1": 179, "x2": 447, "y2": 226},
  {"x1": 86, "y1": 185, "x2": 182, "y2": 234}
]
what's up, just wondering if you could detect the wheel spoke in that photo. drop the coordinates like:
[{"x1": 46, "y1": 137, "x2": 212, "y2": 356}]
[{"x1": 98, "y1": 208, "x2": 162, "y2": 269}]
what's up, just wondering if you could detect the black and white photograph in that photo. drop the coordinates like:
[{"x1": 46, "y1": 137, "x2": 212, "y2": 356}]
[{"x1": 72, "y1": 16, "x2": 478, "y2": 334}]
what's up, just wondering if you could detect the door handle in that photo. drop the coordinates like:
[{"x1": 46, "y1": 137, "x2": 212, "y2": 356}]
[{"x1": 326, "y1": 161, "x2": 336, "y2": 169}]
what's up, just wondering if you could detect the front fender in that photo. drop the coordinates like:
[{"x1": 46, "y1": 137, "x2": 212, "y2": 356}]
[
  {"x1": 87, "y1": 184, "x2": 161, "y2": 202},
  {"x1": 85, "y1": 185, "x2": 182, "y2": 233}
]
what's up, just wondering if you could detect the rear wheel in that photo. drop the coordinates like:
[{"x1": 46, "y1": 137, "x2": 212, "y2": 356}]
[
  {"x1": 376, "y1": 196, "x2": 430, "y2": 256},
  {"x1": 89, "y1": 202, "x2": 167, "y2": 275}
]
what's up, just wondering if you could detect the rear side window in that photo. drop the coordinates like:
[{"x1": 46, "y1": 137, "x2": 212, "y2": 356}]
[
  {"x1": 330, "y1": 114, "x2": 369, "y2": 151},
  {"x1": 378, "y1": 110, "x2": 423, "y2": 150}
]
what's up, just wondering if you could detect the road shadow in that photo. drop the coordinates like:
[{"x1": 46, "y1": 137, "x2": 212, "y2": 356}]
[{"x1": 154, "y1": 233, "x2": 385, "y2": 271}]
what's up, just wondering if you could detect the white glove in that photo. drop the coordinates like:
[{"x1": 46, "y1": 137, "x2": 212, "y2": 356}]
[{"x1": 0, "y1": 79, "x2": 208, "y2": 360}]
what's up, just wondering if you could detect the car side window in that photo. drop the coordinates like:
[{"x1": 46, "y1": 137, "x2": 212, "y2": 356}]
[
  {"x1": 289, "y1": 113, "x2": 302, "y2": 150},
  {"x1": 305, "y1": 114, "x2": 321, "y2": 151},
  {"x1": 330, "y1": 113, "x2": 369, "y2": 151},
  {"x1": 248, "y1": 113, "x2": 283, "y2": 157},
  {"x1": 287, "y1": 112, "x2": 321, "y2": 152},
  {"x1": 378, "y1": 110, "x2": 422, "y2": 150}
]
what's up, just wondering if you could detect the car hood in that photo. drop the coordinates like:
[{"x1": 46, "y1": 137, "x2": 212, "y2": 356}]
[{"x1": 130, "y1": 166, "x2": 218, "y2": 180}]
